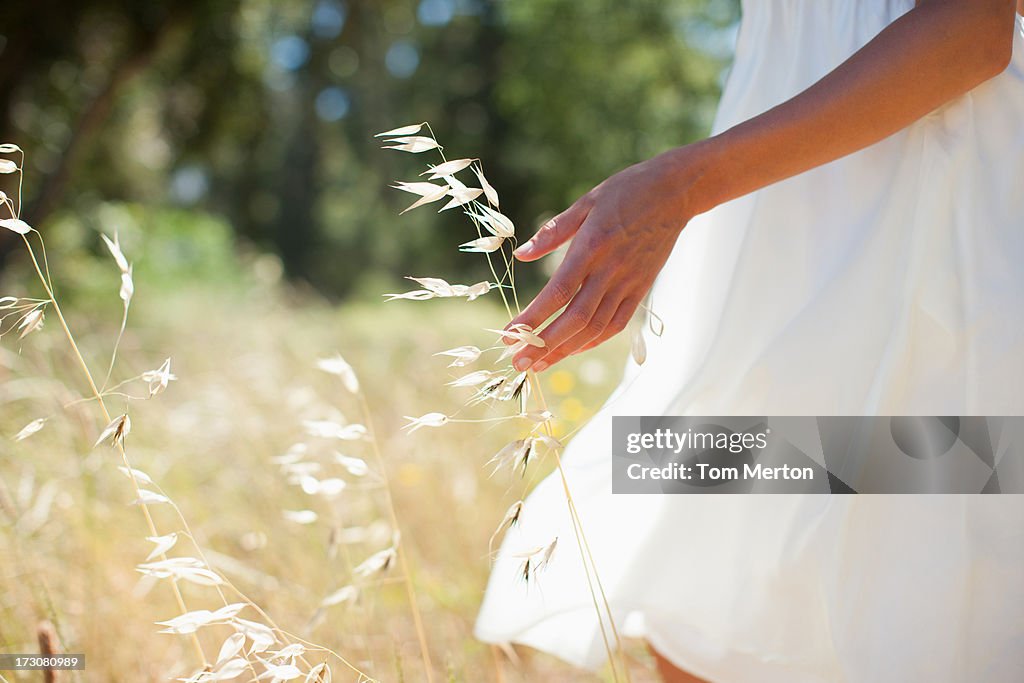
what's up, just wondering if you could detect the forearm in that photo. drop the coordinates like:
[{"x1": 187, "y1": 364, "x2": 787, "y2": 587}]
[{"x1": 682, "y1": 0, "x2": 1017, "y2": 216}]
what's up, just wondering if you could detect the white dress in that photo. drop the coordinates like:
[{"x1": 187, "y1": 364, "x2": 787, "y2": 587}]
[{"x1": 475, "y1": 2, "x2": 1024, "y2": 682}]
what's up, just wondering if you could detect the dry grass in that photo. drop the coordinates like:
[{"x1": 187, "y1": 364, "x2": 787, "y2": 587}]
[
  {"x1": 377, "y1": 124, "x2": 641, "y2": 682},
  {"x1": 0, "y1": 132, "x2": 664, "y2": 681},
  {"x1": 0, "y1": 251, "x2": 652, "y2": 681}
]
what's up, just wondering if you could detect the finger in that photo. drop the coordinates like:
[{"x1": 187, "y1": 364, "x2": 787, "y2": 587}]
[
  {"x1": 513, "y1": 200, "x2": 590, "y2": 262},
  {"x1": 572, "y1": 294, "x2": 641, "y2": 355},
  {"x1": 511, "y1": 279, "x2": 607, "y2": 371},
  {"x1": 530, "y1": 295, "x2": 623, "y2": 372},
  {"x1": 504, "y1": 253, "x2": 589, "y2": 342}
]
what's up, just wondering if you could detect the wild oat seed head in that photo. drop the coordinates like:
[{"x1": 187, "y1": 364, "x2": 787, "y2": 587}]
[
  {"x1": 0, "y1": 217, "x2": 32, "y2": 235},
  {"x1": 13, "y1": 417, "x2": 46, "y2": 442},
  {"x1": 374, "y1": 123, "x2": 425, "y2": 138}
]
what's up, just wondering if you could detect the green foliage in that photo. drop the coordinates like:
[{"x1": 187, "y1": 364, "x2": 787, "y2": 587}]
[
  {"x1": 495, "y1": 0, "x2": 733, "y2": 208},
  {"x1": 3, "y1": 203, "x2": 247, "y2": 313}
]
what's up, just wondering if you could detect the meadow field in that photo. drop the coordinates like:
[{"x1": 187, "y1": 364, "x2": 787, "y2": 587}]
[
  {"x1": 0, "y1": 3, "x2": 736, "y2": 678},
  {"x1": 0, "y1": 211, "x2": 653, "y2": 682}
]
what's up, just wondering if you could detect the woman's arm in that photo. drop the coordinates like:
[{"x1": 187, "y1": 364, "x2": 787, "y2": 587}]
[
  {"x1": 692, "y1": 0, "x2": 1016, "y2": 214},
  {"x1": 505, "y1": 0, "x2": 1018, "y2": 373}
]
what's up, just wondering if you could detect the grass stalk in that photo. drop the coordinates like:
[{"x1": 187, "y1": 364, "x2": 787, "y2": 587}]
[
  {"x1": 357, "y1": 392, "x2": 435, "y2": 683},
  {"x1": 19, "y1": 233, "x2": 209, "y2": 668},
  {"x1": 381, "y1": 125, "x2": 631, "y2": 681}
]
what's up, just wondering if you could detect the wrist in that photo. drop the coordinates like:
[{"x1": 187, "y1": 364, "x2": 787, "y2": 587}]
[{"x1": 660, "y1": 134, "x2": 734, "y2": 219}]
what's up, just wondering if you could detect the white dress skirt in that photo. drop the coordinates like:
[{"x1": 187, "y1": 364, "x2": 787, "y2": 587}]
[{"x1": 475, "y1": 2, "x2": 1024, "y2": 682}]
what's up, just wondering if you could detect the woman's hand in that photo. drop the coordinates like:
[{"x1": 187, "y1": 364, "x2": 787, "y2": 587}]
[{"x1": 504, "y1": 143, "x2": 714, "y2": 372}]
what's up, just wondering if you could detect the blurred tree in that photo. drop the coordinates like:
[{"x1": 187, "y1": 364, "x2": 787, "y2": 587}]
[
  {"x1": 0, "y1": 0, "x2": 739, "y2": 296},
  {"x1": 495, "y1": 0, "x2": 737, "y2": 215},
  {"x1": 0, "y1": 0, "x2": 242, "y2": 263}
]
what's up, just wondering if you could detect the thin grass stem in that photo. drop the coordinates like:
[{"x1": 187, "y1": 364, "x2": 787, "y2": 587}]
[{"x1": 20, "y1": 233, "x2": 209, "y2": 668}]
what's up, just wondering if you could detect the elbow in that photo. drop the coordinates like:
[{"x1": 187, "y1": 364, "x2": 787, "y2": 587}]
[
  {"x1": 982, "y1": 31, "x2": 1014, "y2": 80},
  {"x1": 975, "y1": 3, "x2": 1015, "y2": 80}
]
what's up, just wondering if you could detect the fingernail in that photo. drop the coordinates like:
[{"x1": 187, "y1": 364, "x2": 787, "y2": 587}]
[
  {"x1": 513, "y1": 242, "x2": 532, "y2": 258},
  {"x1": 514, "y1": 356, "x2": 533, "y2": 371},
  {"x1": 532, "y1": 360, "x2": 549, "y2": 372}
]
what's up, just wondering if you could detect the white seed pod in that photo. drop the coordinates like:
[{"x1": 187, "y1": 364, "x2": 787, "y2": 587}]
[
  {"x1": 94, "y1": 414, "x2": 131, "y2": 448},
  {"x1": 472, "y1": 164, "x2": 500, "y2": 208},
  {"x1": 305, "y1": 663, "x2": 331, "y2": 683},
  {"x1": 489, "y1": 500, "x2": 524, "y2": 556},
  {"x1": 434, "y1": 345, "x2": 482, "y2": 367},
  {"x1": 486, "y1": 439, "x2": 530, "y2": 474},
  {"x1": 467, "y1": 206, "x2": 514, "y2": 238},
  {"x1": 353, "y1": 547, "x2": 396, "y2": 577},
  {"x1": 0, "y1": 218, "x2": 32, "y2": 234},
  {"x1": 439, "y1": 186, "x2": 483, "y2": 212},
  {"x1": 463, "y1": 281, "x2": 494, "y2": 301},
  {"x1": 458, "y1": 236, "x2": 504, "y2": 253},
  {"x1": 537, "y1": 537, "x2": 558, "y2": 572},
  {"x1": 320, "y1": 585, "x2": 358, "y2": 608},
  {"x1": 488, "y1": 324, "x2": 545, "y2": 348},
  {"x1": 282, "y1": 510, "x2": 318, "y2": 525},
  {"x1": 407, "y1": 276, "x2": 456, "y2": 296},
  {"x1": 334, "y1": 452, "x2": 369, "y2": 477},
  {"x1": 402, "y1": 412, "x2": 449, "y2": 432},
  {"x1": 155, "y1": 609, "x2": 219, "y2": 635},
  {"x1": 447, "y1": 370, "x2": 497, "y2": 387},
  {"x1": 631, "y1": 328, "x2": 647, "y2": 365},
  {"x1": 374, "y1": 123, "x2": 425, "y2": 138},
  {"x1": 381, "y1": 136, "x2": 441, "y2": 153},
  {"x1": 391, "y1": 180, "x2": 447, "y2": 197},
  {"x1": 383, "y1": 289, "x2": 435, "y2": 301},
  {"x1": 17, "y1": 309, "x2": 44, "y2": 338},
  {"x1": 232, "y1": 617, "x2": 277, "y2": 655},
  {"x1": 216, "y1": 633, "x2": 246, "y2": 666},
  {"x1": 142, "y1": 358, "x2": 177, "y2": 397},
  {"x1": 13, "y1": 418, "x2": 46, "y2": 442},
  {"x1": 131, "y1": 489, "x2": 171, "y2": 506},
  {"x1": 208, "y1": 658, "x2": 249, "y2": 680},
  {"x1": 316, "y1": 354, "x2": 359, "y2": 393},
  {"x1": 101, "y1": 233, "x2": 130, "y2": 273},
  {"x1": 422, "y1": 158, "x2": 474, "y2": 178},
  {"x1": 145, "y1": 533, "x2": 179, "y2": 561},
  {"x1": 118, "y1": 466, "x2": 154, "y2": 486},
  {"x1": 120, "y1": 266, "x2": 134, "y2": 304}
]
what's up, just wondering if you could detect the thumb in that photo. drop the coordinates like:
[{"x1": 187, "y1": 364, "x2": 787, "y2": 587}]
[{"x1": 514, "y1": 202, "x2": 589, "y2": 261}]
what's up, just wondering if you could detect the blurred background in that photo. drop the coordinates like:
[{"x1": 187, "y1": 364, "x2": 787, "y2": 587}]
[
  {"x1": 0, "y1": 1, "x2": 739, "y2": 680},
  {"x1": 0, "y1": 0, "x2": 737, "y2": 296}
]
